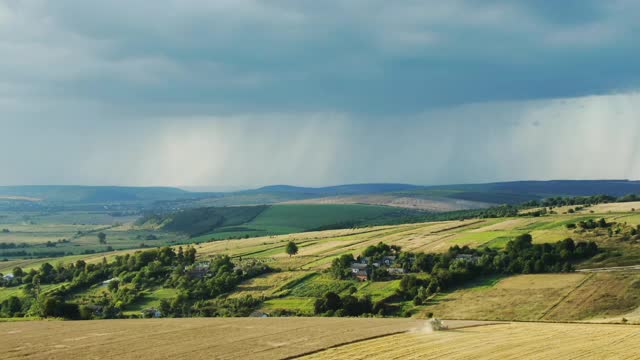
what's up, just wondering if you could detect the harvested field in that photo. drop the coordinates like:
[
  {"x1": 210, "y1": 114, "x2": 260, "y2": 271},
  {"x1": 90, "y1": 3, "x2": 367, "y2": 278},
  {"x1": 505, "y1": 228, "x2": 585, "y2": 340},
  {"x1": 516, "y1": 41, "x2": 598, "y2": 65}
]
[
  {"x1": 301, "y1": 322, "x2": 640, "y2": 360},
  {"x1": 543, "y1": 272, "x2": 640, "y2": 322},
  {"x1": 420, "y1": 272, "x2": 640, "y2": 323},
  {"x1": 0, "y1": 318, "x2": 421, "y2": 360},
  {"x1": 420, "y1": 274, "x2": 589, "y2": 321},
  {"x1": 588, "y1": 201, "x2": 640, "y2": 214},
  {"x1": 496, "y1": 273, "x2": 586, "y2": 290}
]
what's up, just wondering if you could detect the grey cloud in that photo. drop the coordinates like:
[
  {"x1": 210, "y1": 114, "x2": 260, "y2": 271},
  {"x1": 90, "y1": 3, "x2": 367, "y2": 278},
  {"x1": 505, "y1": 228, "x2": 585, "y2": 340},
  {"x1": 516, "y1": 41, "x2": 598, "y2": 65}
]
[
  {"x1": 2, "y1": 93, "x2": 638, "y2": 186},
  {"x1": 1, "y1": 1, "x2": 639, "y2": 186},
  {"x1": 2, "y1": 0, "x2": 639, "y2": 114}
]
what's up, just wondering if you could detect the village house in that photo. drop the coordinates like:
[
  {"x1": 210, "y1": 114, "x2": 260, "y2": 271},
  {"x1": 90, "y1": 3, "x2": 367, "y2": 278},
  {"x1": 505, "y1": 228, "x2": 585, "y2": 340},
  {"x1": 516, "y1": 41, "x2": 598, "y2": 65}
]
[
  {"x1": 382, "y1": 256, "x2": 396, "y2": 266},
  {"x1": 455, "y1": 254, "x2": 479, "y2": 264},
  {"x1": 354, "y1": 270, "x2": 368, "y2": 282},
  {"x1": 249, "y1": 311, "x2": 269, "y2": 318},
  {"x1": 350, "y1": 263, "x2": 368, "y2": 274},
  {"x1": 362, "y1": 256, "x2": 397, "y2": 268},
  {"x1": 141, "y1": 308, "x2": 162, "y2": 318},
  {"x1": 387, "y1": 267, "x2": 406, "y2": 276},
  {"x1": 186, "y1": 261, "x2": 211, "y2": 279},
  {"x1": 3, "y1": 273, "x2": 14, "y2": 281}
]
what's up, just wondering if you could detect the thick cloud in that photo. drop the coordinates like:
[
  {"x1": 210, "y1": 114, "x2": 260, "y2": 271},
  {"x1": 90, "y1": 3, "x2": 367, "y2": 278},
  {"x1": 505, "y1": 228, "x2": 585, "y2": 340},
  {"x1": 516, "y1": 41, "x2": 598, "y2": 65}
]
[
  {"x1": 1, "y1": 93, "x2": 639, "y2": 187},
  {"x1": 0, "y1": 1, "x2": 639, "y2": 186}
]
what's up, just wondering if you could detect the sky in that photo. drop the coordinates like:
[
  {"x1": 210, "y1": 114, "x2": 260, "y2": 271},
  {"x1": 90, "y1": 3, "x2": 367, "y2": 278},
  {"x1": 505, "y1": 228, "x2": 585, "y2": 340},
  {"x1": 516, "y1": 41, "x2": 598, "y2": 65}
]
[{"x1": 1, "y1": 0, "x2": 639, "y2": 188}]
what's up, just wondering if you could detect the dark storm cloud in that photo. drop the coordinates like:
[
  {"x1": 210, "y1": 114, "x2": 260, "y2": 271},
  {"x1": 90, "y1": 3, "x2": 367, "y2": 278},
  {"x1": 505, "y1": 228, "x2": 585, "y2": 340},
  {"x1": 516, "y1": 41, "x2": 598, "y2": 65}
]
[
  {"x1": 3, "y1": 0, "x2": 639, "y2": 113},
  {"x1": 0, "y1": 1, "x2": 639, "y2": 186}
]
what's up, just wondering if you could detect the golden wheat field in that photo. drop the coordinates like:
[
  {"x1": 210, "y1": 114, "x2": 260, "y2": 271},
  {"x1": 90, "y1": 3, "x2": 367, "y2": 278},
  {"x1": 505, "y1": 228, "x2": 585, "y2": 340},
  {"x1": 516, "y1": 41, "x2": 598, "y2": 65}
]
[
  {"x1": 2, "y1": 318, "x2": 640, "y2": 359},
  {"x1": 0, "y1": 318, "x2": 420, "y2": 360},
  {"x1": 301, "y1": 322, "x2": 640, "y2": 360}
]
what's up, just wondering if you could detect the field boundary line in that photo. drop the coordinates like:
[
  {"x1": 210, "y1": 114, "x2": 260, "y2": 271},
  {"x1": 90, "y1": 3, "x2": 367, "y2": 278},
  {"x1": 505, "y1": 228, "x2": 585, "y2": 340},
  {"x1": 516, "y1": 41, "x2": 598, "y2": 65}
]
[
  {"x1": 283, "y1": 330, "x2": 409, "y2": 359},
  {"x1": 285, "y1": 321, "x2": 505, "y2": 359},
  {"x1": 429, "y1": 220, "x2": 485, "y2": 234},
  {"x1": 537, "y1": 272, "x2": 594, "y2": 321}
]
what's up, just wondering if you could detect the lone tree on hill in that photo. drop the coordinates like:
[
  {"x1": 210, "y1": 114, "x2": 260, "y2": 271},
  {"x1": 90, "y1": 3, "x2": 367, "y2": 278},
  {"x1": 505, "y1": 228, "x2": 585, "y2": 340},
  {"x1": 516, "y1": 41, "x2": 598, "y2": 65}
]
[
  {"x1": 97, "y1": 232, "x2": 107, "y2": 244},
  {"x1": 285, "y1": 241, "x2": 298, "y2": 257}
]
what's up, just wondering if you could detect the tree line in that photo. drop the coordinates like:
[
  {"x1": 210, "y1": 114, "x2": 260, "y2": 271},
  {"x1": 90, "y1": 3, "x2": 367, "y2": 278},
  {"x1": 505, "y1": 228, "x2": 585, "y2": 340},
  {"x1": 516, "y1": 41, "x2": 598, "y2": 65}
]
[
  {"x1": 318, "y1": 235, "x2": 598, "y2": 316},
  {"x1": 0, "y1": 246, "x2": 271, "y2": 319}
]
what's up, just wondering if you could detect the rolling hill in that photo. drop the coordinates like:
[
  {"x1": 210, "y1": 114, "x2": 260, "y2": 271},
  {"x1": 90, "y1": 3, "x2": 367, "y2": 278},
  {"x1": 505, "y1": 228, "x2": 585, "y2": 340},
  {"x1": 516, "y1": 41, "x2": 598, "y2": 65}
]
[
  {"x1": 0, "y1": 185, "x2": 208, "y2": 204},
  {"x1": 186, "y1": 180, "x2": 640, "y2": 209},
  {"x1": 2, "y1": 180, "x2": 640, "y2": 211},
  {"x1": 137, "y1": 204, "x2": 424, "y2": 239}
]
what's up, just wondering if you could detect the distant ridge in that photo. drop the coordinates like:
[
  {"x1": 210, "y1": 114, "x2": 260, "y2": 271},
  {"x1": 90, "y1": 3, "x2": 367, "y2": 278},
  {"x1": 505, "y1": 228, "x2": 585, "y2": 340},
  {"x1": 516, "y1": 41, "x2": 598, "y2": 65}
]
[
  {"x1": 0, "y1": 185, "x2": 199, "y2": 203},
  {"x1": 431, "y1": 180, "x2": 640, "y2": 197},
  {"x1": 1, "y1": 180, "x2": 639, "y2": 209}
]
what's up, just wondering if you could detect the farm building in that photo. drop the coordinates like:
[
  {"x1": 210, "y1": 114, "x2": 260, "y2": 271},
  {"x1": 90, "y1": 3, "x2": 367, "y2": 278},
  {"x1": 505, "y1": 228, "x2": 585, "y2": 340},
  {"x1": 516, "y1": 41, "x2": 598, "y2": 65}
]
[
  {"x1": 186, "y1": 261, "x2": 211, "y2": 279},
  {"x1": 387, "y1": 267, "x2": 405, "y2": 276},
  {"x1": 350, "y1": 263, "x2": 368, "y2": 274},
  {"x1": 249, "y1": 311, "x2": 269, "y2": 318},
  {"x1": 362, "y1": 256, "x2": 397, "y2": 267},
  {"x1": 141, "y1": 308, "x2": 162, "y2": 318},
  {"x1": 382, "y1": 256, "x2": 396, "y2": 266},
  {"x1": 354, "y1": 270, "x2": 368, "y2": 282},
  {"x1": 455, "y1": 254, "x2": 479, "y2": 264}
]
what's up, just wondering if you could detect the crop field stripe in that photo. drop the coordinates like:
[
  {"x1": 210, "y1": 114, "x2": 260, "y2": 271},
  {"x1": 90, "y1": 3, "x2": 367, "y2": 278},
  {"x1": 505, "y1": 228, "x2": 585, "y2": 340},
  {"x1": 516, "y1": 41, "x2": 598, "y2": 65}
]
[
  {"x1": 0, "y1": 318, "x2": 421, "y2": 359},
  {"x1": 537, "y1": 273, "x2": 594, "y2": 320},
  {"x1": 275, "y1": 272, "x2": 319, "y2": 292},
  {"x1": 231, "y1": 239, "x2": 318, "y2": 258},
  {"x1": 285, "y1": 330, "x2": 410, "y2": 360},
  {"x1": 295, "y1": 227, "x2": 415, "y2": 269},
  {"x1": 429, "y1": 220, "x2": 485, "y2": 234},
  {"x1": 300, "y1": 322, "x2": 640, "y2": 360}
]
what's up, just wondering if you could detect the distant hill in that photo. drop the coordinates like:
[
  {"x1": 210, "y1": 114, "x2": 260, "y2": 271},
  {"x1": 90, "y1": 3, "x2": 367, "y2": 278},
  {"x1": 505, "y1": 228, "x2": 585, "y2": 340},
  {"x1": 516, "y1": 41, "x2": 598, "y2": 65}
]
[
  {"x1": 0, "y1": 185, "x2": 209, "y2": 203},
  {"x1": 415, "y1": 180, "x2": 640, "y2": 204},
  {"x1": 251, "y1": 180, "x2": 640, "y2": 209},
  {"x1": 2, "y1": 180, "x2": 639, "y2": 211},
  {"x1": 448, "y1": 180, "x2": 640, "y2": 197}
]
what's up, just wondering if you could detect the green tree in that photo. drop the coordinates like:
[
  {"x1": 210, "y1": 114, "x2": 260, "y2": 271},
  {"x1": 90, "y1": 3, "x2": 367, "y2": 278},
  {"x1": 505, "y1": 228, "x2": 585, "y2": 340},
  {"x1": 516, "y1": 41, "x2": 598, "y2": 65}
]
[
  {"x1": 12, "y1": 266, "x2": 24, "y2": 278},
  {"x1": 107, "y1": 280, "x2": 119, "y2": 292},
  {"x1": 97, "y1": 232, "x2": 107, "y2": 244},
  {"x1": 329, "y1": 254, "x2": 355, "y2": 279},
  {"x1": 285, "y1": 241, "x2": 298, "y2": 257}
]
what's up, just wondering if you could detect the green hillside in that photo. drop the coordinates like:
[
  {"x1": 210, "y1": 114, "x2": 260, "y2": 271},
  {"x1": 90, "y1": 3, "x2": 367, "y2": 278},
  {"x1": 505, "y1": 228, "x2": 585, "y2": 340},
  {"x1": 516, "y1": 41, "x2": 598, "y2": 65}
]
[
  {"x1": 245, "y1": 204, "x2": 413, "y2": 233},
  {"x1": 138, "y1": 206, "x2": 268, "y2": 237},
  {"x1": 162, "y1": 204, "x2": 423, "y2": 241}
]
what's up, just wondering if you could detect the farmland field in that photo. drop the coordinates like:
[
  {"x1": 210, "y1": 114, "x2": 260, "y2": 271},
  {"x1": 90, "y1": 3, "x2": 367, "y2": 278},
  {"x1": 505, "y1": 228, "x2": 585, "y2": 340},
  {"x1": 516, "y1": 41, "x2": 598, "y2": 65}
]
[
  {"x1": 3, "y1": 202, "x2": 640, "y2": 325},
  {"x1": 0, "y1": 210, "x2": 183, "y2": 259},
  {"x1": 2, "y1": 318, "x2": 640, "y2": 359},
  {"x1": 302, "y1": 321, "x2": 640, "y2": 360},
  {"x1": 419, "y1": 272, "x2": 640, "y2": 322},
  {"x1": 0, "y1": 317, "x2": 421, "y2": 360},
  {"x1": 245, "y1": 204, "x2": 404, "y2": 233},
  {"x1": 147, "y1": 204, "x2": 426, "y2": 242}
]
